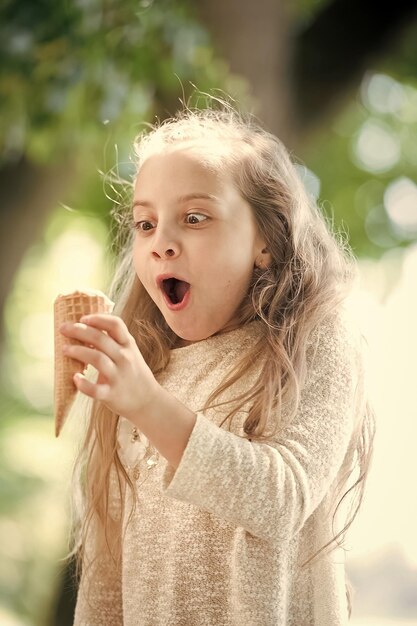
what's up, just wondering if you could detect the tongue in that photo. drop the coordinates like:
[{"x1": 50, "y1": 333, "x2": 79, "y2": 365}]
[{"x1": 174, "y1": 280, "x2": 190, "y2": 302}]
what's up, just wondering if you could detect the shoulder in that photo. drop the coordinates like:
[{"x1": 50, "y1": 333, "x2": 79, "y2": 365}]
[
  {"x1": 305, "y1": 306, "x2": 365, "y2": 382},
  {"x1": 308, "y1": 304, "x2": 363, "y2": 352}
]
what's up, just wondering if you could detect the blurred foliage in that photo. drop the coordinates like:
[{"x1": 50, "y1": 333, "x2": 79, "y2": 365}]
[
  {"x1": 1, "y1": 0, "x2": 416, "y2": 256},
  {"x1": 0, "y1": 0, "x2": 249, "y2": 167},
  {"x1": 303, "y1": 21, "x2": 417, "y2": 258},
  {"x1": 289, "y1": 0, "x2": 334, "y2": 28},
  {"x1": 0, "y1": 0, "x2": 252, "y2": 248},
  {"x1": 0, "y1": 212, "x2": 107, "y2": 625},
  {"x1": 0, "y1": 410, "x2": 77, "y2": 626}
]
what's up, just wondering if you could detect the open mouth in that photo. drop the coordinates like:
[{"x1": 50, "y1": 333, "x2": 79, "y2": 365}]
[{"x1": 162, "y1": 278, "x2": 190, "y2": 305}]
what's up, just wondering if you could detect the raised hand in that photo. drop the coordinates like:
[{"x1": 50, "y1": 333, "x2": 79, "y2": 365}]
[{"x1": 59, "y1": 314, "x2": 160, "y2": 422}]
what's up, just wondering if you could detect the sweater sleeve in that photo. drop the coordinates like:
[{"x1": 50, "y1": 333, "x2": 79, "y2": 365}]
[{"x1": 158, "y1": 311, "x2": 364, "y2": 543}]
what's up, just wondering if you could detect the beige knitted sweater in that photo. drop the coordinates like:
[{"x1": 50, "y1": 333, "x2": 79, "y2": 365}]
[{"x1": 73, "y1": 308, "x2": 366, "y2": 626}]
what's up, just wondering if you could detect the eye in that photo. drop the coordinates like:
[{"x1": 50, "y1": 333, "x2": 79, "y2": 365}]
[
  {"x1": 185, "y1": 213, "x2": 208, "y2": 225},
  {"x1": 132, "y1": 220, "x2": 154, "y2": 232}
]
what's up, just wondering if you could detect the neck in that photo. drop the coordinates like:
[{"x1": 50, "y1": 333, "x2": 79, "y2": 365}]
[{"x1": 173, "y1": 320, "x2": 250, "y2": 349}]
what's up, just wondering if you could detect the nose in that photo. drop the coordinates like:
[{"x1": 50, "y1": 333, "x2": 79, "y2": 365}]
[{"x1": 151, "y1": 231, "x2": 180, "y2": 260}]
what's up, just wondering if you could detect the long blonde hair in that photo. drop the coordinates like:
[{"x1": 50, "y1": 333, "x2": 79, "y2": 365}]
[{"x1": 69, "y1": 104, "x2": 375, "y2": 617}]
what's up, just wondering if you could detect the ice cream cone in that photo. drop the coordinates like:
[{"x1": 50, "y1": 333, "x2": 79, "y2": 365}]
[{"x1": 54, "y1": 289, "x2": 114, "y2": 437}]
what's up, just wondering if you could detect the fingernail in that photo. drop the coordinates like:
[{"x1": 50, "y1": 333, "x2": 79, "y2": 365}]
[{"x1": 60, "y1": 323, "x2": 67, "y2": 331}]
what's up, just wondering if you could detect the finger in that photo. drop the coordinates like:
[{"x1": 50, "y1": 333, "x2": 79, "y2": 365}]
[
  {"x1": 60, "y1": 321, "x2": 120, "y2": 362},
  {"x1": 64, "y1": 344, "x2": 115, "y2": 380},
  {"x1": 79, "y1": 314, "x2": 131, "y2": 346},
  {"x1": 74, "y1": 373, "x2": 110, "y2": 401}
]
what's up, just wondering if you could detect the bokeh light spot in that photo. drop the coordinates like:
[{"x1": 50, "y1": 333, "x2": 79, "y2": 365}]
[
  {"x1": 353, "y1": 119, "x2": 400, "y2": 173},
  {"x1": 384, "y1": 177, "x2": 417, "y2": 238}
]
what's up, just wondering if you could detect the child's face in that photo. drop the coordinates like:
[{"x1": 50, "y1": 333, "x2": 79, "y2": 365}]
[{"x1": 132, "y1": 146, "x2": 266, "y2": 345}]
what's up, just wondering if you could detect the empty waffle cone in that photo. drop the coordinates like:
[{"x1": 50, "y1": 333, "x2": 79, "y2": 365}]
[{"x1": 54, "y1": 289, "x2": 114, "y2": 437}]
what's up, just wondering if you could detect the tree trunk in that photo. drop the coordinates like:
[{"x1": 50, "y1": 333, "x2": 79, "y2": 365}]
[
  {"x1": 196, "y1": 0, "x2": 294, "y2": 143},
  {"x1": 0, "y1": 156, "x2": 75, "y2": 359},
  {"x1": 196, "y1": 0, "x2": 417, "y2": 150}
]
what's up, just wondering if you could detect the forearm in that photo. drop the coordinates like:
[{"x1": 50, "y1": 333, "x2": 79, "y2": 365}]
[{"x1": 128, "y1": 384, "x2": 197, "y2": 469}]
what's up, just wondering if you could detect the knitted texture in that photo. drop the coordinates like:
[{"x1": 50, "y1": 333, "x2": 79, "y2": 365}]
[{"x1": 73, "y1": 308, "x2": 366, "y2": 626}]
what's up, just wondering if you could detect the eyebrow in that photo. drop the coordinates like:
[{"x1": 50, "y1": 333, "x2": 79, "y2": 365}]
[{"x1": 132, "y1": 193, "x2": 219, "y2": 210}]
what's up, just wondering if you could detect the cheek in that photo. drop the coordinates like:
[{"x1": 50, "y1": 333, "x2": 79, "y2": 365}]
[
  {"x1": 207, "y1": 256, "x2": 254, "y2": 296},
  {"x1": 132, "y1": 249, "x2": 141, "y2": 277},
  {"x1": 132, "y1": 246, "x2": 148, "y2": 284},
  {"x1": 222, "y1": 244, "x2": 255, "y2": 274}
]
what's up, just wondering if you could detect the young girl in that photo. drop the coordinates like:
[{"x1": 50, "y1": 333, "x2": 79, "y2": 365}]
[{"x1": 60, "y1": 104, "x2": 375, "y2": 625}]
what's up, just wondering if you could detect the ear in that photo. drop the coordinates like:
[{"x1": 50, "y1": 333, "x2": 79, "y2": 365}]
[{"x1": 254, "y1": 247, "x2": 272, "y2": 269}]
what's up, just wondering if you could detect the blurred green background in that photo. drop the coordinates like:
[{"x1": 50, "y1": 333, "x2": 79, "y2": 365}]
[{"x1": 1, "y1": 1, "x2": 417, "y2": 624}]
